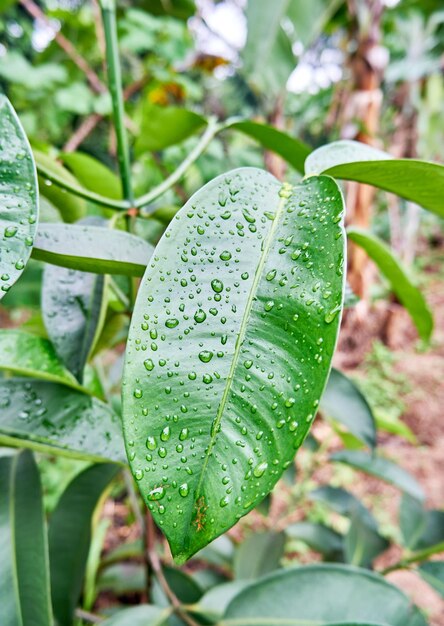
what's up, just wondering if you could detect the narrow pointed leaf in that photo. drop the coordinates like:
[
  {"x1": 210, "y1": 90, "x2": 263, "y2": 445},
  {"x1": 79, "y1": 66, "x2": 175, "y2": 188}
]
[
  {"x1": 0, "y1": 450, "x2": 53, "y2": 626},
  {"x1": 222, "y1": 564, "x2": 427, "y2": 626},
  {"x1": 0, "y1": 95, "x2": 38, "y2": 300},
  {"x1": 42, "y1": 264, "x2": 106, "y2": 382},
  {"x1": 0, "y1": 329, "x2": 83, "y2": 390},
  {"x1": 305, "y1": 139, "x2": 444, "y2": 218},
  {"x1": 49, "y1": 463, "x2": 120, "y2": 626},
  {"x1": 33, "y1": 223, "x2": 153, "y2": 276},
  {"x1": 321, "y1": 368, "x2": 376, "y2": 448},
  {"x1": 60, "y1": 151, "x2": 122, "y2": 199},
  {"x1": 347, "y1": 228, "x2": 433, "y2": 341},
  {"x1": 229, "y1": 121, "x2": 311, "y2": 174},
  {"x1": 418, "y1": 562, "x2": 444, "y2": 598},
  {"x1": 123, "y1": 167, "x2": 346, "y2": 562},
  {"x1": 0, "y1": 379, "x2": 126, "y2": 463},
  {"x1": 331, "y1": 450, "x2": 424, "y2": 501}
]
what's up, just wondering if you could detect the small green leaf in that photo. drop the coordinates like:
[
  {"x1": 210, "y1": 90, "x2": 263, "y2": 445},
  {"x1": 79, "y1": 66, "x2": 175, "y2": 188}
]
[
  {"x1": 229, "y1": 121, "x2": 311, "y2": 174},
  {"x1": 305, "y1": 139, "x2": 444, "y2": 218},
  {"x1": 286, "y1": 522, "x2": 344, "y2": 560},
  {"x1": 309, "y1": 486, "x2": 377, "y2": 529},
  {"x1": 152, "y1": 565, "x2": 203, "y2": 607},
  {"x1": 0, "y1": 95, "x2": 39, "y2": 300},
  {"x1": 347, "y1": 228, "x2": 433, "y2": 341},
  {"x1": 0, "y1": 379, "x2": 126, "y2": 463},
  {"x1": 418, "y1": 562, "x2": 444, "y2": 598},
  {"x1": 322, "y1": 368, "x2": 376, "y2": 449},
  {"x1": 399, "y1": 494, "x2": 427, "y2": 550},
  {"x1": 194, "y1": 581, "x2": 249, "y2": 622},
  {"x1": 0, "y1": 329, "x2": 83, "y2": 390},
  {"x1": 42, "y1": 263, "x2": 106, "y2": 382},
  {"x1": 34, "y1": 223, "x2": 153, "y2": 276},
  {"x1": 49, "y1": 463, "x2": 120, "y2": 626},
  {"x1": 344, "y1": 512, "x2": 389, "y2": 568},
  {"x1": 222, "y1": 564, "x2": 427, "y2": 626},
  {"x1": 60, "y1": 151, "x2": 122, "y2": 199},
  {"x1": 135, "y1": 103, "x2": 207, "y2": 153},
  {"x1": 0, "y1": 450, "x2": 53, "y2": 626},
  {"x1": 331, "y1": 450, "x2": 424, "y2": 501},
  {"x1": 33, "y1": 149, "x2": 86, "y2": 223},
  {"x1": 233, "y1": 532, "x2": 285, "y2": 579},
  {"x1": 123, "y1": 168, "x2": 346, "y2": 562},
  {"x1": 99, "y1": 605, "x2": 170, "y2": 626}
]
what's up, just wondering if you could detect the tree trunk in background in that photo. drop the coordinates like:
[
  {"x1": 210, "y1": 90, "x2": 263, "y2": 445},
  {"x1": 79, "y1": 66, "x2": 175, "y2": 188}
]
[{"x1": 342, "y1": 0, "x2": 386, "y2": 298}]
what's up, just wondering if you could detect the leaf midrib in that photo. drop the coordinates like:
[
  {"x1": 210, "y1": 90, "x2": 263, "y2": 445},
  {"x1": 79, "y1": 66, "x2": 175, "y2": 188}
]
[{"x1": 193, "y1": 183, "x2": 291, "y2": 507}]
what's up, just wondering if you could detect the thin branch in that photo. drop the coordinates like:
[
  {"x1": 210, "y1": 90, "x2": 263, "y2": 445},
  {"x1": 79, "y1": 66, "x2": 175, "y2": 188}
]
[
  {"x1": 63, "y1": 113, "x2": 103, "y2": 153},
  {"x1": 380, "y1": 541, "x2": 444, "y2": 575},
  {"x1": 75, "y1": 608, "x2": 103, "y2": 623},
  {"x1": 136, "y1": 118, "x2": 222, "y2": 210},
  {"x1": 19, "y1": 0, "x2": 106, "y2": 95}
]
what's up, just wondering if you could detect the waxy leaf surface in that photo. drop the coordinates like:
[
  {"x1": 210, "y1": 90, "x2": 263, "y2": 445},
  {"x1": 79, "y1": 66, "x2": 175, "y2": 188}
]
[
  {"x1": 123, "y1": 167, "x2": 345, "y2": 561},
  {"x1": 0, "y1": 95, "x2": 38, "y2": 300}
]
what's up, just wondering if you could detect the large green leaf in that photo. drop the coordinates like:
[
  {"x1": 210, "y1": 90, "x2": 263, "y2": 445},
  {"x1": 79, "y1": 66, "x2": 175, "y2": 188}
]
[
  {"x1": 305, "y1": 139, "x2": 444, "y2": 218},
  {"x1": 347, "y1": 228, "x2": 433, "y2": 342},
  {"x1": 60, "y1": 152, "x2": 122, "y2": 199},
  {"x1": 0, "y1": 329, "x2": 83, "y2": 390},
  {"x1": 123, "y1": 167, "x2": 346, "y2": 562},
  {"x1": 331, "y1": 450, "x2": 424, "y2": 501},
  {"x1": 34, "y1": 223, "x2": 153, "y2": 276},
  {"x1": 222, "y1": 564, "x2": 427, "y2": 626},
  {"x1": 228, "y1": 121, "x2": 311, "y2": 174},
  {"x1": 0, "y1": 95, "x2": 39, "y2": 300},
  {"x1": 49, "y1": 463, "x2": 120, "y2": 626},
  {"x1": 135, "y1": 103, "x2": 207, "y2": 154},
  {"x1": 42, "y1": 262, "x2": 106, "y2": 382},
  {"x1": 0, "y1": 379, "x2": 126, "y2": 463},
  {"x1": 33, "y1": 149, "x2": 86, "y2": 223},
  {"x1": 321, "y1": 368, "x2": 376, "y2": 448},
  {"x1": 0, "y1": 450, "x2": 53, "y2": 626}
]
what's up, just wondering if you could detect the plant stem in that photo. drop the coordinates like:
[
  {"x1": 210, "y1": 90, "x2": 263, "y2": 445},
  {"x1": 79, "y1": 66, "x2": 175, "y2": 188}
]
[
  {"x1": 36, "y1": 162, "x2": 130, "y2": 210},
  {"x1": 381, "y1": 541, "x2": 444, "y2": 575},
  {"x1": 136, "y1": 117, "x2": 222, "y2": 211},
  {"x1": 100, "y1": 0, "x2": 133, "y2": 204},
  {"x1": 145, "y1": 512, "x2": 200, "y2": 626}
]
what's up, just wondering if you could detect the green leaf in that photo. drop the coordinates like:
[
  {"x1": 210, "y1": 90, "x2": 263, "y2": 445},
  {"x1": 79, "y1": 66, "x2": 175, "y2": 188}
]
[
  {"x1": 321, "y1": 368, "x2": 376, "y2": 449},
  {"x1": 233, "y1": 532, "x2": 285, "y2": 579},
  {"x1": 49, "y1": 463, "x2": 120, "y2": 626},
  {"x1": 412, "y1": 509, "x2": 444, "y2": 551},
  {"x1": 400, "y1": 494, "x2": 427, "y2": 550},
  {"x1": 418, "y1": 562, "x2": 444, "y2": 598},
  {"x1": 222, "y1": 564, "x2": 427, "y2": 626},
  {"x1": 42, "y1": 263, "x2": 106, "y2": 382},
  {"x1": 98, "y1": 563, "x2": 146, "y2": 595},
  {"x1": 344, "y1": 512, "x2": 389, "y2": 568},
  {"x1": 99, "y1": 605, "x2": 170, "y2": 626},
  {"x1": 0, "y1": 379, "x2": 126, "y2": 463},
  {"x1": 0, "y1": 95, "x2": 39, "y2": 300},
  {"x1": 229, "y1": 121, "x2": 312, "y2": 174},
  {"x1": 347, "y1": 228, "x2": 433, "y2": 342},
  {"x1": 123, "y1": 168, "x2": 346, "y2": 562},
  {"x1": 135, "y1": 103, "x2": 207, "y2": 154},
  {"x1": 34, "y1": 223, "x2": 153, "y2": 276},
  {"x1": 309, "y1": 486, "x2": 377, "y2": 528},
  {"x1": 331, "y1": 450, "x2": 424, "y2": 501},
  {"x1": 152, "y1": 565, "x2": 203, "y2": 607},
  {"x1": 60, "y1": 152, "x2": 122, "y2": 199},
  {"x1": 0, "y1": 450, "x2": 53, "y2": 626},
  {"x1": 305, "y1": 139, "x2": 444, "y2": 218},
  {"x1": 196, "y1": 581, "x2": 249, "y2": 622},
  {"x1": 33, "y1": 149, "x2": 86, "y2": 223},
  {"x1": 0, "y1": 329, "x2": 83, "y2": 390},
  {"x1": 286, "y1": 522, "x2": 344, "y2": 560}
]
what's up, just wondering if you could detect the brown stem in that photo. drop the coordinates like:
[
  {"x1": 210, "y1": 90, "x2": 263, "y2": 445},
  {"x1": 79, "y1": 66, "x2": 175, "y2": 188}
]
[
  {"x1": 145, "y1": 512, "x2": 200, "y2": 626},
  {"x1": 19, "y1": 0, "x2": 106, "y2": 94}
]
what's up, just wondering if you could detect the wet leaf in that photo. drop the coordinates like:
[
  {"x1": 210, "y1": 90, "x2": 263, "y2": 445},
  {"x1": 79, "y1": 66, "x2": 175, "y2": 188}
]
[
  {"x1": 0, "y1": 450, "x2": 53, "y2": 626},
  {"x1": 347, "y1": 228, "x2": 433, "y2": 342},
  {"x1": 0, "y1": 379, "x2": 126, "y2": 463},
  {"x1": 0, "y1": 95, "x2": 38, "y2": 300},
  {"x1": 222, "y1": 564, "x2": 427, "y2": 626},
  {"x1": 123, "y1": 167, "x2": 346, "y2": 562},
  {"x1": 305, "y1": 139, "x2": 444, "y2": 218},
  {"x1": 34, "y1": 223, "x2": 153, "y2": 276}
]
